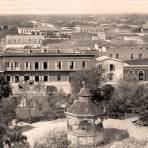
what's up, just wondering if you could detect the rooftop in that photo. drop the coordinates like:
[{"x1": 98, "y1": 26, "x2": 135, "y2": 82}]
[
  {"x1": 1, "y1": 52, "x2": 95, "y2": 58},
  {"x1": 65, "y1": 82, "x2": 103, "y2": 117},
  {"x1": 18, "y1": 26, "x2": 60, "y2": 32},
  {"x1": 125, "y1": 58, "x2": 148, "y2": 65},
  {"x1": 95, "y1": 56, "x2": 124, "y2": 63}
]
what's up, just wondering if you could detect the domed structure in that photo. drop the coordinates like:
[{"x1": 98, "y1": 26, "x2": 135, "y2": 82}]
[{"x1": 65, "y1": 82, "x2": 104, "y2": 148}]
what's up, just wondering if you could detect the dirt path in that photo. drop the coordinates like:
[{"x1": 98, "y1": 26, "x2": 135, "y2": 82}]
[
  {"x1": 104, "y1": 117, "x2": 148, "y2": 140},
  {"x1": 23, "y1": 117, "x2": 148, "y2": 148},
  {"x1": 23, "y1": 118, "x2": 67, "y2": 147}
]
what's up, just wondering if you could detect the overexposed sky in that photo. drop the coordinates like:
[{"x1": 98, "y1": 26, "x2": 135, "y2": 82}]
[{"x1": 0, "y1": 0, "x2": 148, "y2": 14}]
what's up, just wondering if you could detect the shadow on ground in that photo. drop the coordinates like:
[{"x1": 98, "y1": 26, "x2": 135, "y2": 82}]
[
  {"x1": 100, "y1": 128, "x2": 129, "y2": 147},
  {"x1": 22, "y1": 125, "x2": 35, "y2": 132}
]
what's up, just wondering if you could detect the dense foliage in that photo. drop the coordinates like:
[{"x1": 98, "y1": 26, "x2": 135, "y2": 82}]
[
  {"x1": 70, "y1": 68, "x2": 104, "y2": 95},
  {"x1": 107, "y1": 80, "x2": 148, "y2": 118},
  {"x1": 0, "y1": 76, "x2": 12, "y2": 101},
  {"x1": 0, "y1": 77, "x2": 30, "y2": 147}
]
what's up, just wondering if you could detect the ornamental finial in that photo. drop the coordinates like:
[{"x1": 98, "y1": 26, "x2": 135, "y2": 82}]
[{"x1": 82, "y1": 81, "x2": 86, "y2": 88}]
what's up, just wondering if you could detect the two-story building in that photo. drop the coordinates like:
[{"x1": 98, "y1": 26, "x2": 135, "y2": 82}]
[
  {"x1": 0, "y1": 53, "x2": 95, "y2": 84},
  {"x1": 96, "y1": 56, "x2": 127, "y2": 86}
]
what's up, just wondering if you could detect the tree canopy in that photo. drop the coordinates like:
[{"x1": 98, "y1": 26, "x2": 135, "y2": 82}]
[
  {"x1": 70, "y1": 68, "x2": 104, "y2": 94},
  {"x1": 0, "y1": 76, "x2": 12, "y2": 101}
]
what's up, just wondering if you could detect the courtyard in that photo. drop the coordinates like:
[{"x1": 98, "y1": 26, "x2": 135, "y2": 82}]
[{"x1": 23, "y1": 117, "x2": 148, "y2": 148}]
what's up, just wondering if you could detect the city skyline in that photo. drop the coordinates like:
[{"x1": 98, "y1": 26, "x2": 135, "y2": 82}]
[{"x1": 1, "y1": 0, "x2": 148, "y2": 15}]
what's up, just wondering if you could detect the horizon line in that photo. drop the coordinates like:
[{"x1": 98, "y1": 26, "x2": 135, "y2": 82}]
[{"x1": 0, "y1": 13, "x2": 148, "y2": 16}]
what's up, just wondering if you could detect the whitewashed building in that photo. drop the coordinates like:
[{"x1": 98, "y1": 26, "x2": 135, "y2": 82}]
[
  {"x1": 96, "y1": 56, "x2": 128, "y2": 86},
  {"x1": 4, "y1": 35, "x2": 45, "y2": 49}
]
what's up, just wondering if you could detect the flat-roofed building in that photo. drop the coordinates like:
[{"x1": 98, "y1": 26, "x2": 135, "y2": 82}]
[
  {"x1": 86, "y1": 44, "x2": 148, "y2": 61},
  {"x1": 4, "y1": 35, "x2": 45, "y2": 49},
  {"x1": 80, "y1": 25, "x2": 114, "y2": 35},
  {"x1": 0, "y1": 52, "x2": 95, "y2": 84},
  {"x1": 18, "y1": 27, "x2": 60, "y2": 37}
]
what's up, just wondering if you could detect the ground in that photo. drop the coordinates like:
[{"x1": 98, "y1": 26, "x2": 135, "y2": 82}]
[{"x1": 23, "y1": 117, "x2": 148, "y2": 148}]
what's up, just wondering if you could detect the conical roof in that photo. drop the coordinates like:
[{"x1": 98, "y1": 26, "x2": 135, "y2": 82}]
[
  {"x1": 78, "y1": 81, "x2": 92, "y2": 97},
  {"x1": 65, "y1": 82, "x2": 103, "y2": 117}
]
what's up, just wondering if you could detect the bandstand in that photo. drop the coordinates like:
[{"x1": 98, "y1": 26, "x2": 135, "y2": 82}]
[{"x1": 65, "y1": 82, "x2": 104, "y2": 148}]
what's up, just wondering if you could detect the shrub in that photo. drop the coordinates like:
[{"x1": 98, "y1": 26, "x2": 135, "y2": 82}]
[{"x1": 34, "y1": 130, "x2": 68, "y2": 148}]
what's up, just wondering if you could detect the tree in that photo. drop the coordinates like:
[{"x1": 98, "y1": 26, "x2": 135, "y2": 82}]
[
  {"x1": 1, "y1": 119, "x2": 30, "y2": 148},
  {"x1": 70, "y1": 67, "x2": 105, "y2": 95},
  {"x1": 0, "y1": 76, "x2": 12, "y2": 101},
  {"x1": 0, "y1": 95, "x2": 29, "y2": 147},
  {"x1": 108, "y1": 80, "x2": 148, "y2": 118}
]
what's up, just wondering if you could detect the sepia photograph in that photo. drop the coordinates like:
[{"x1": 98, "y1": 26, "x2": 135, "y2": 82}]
[{"x1": 0, "y1": 0, "x2": 148, "y2": 148}]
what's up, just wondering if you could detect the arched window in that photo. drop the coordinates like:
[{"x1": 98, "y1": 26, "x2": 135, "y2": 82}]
[
  {"x1": 138, "y1": 70, "x2": 145, "y2": 80},
  {"x1": 128, "y1": 70, "x2": 136, "y2": 80},
  {"x1": 110, "y1": 64, "x2": 115, "y2": 71},
  {"x1": 128, "y1": 70, "x2": 134, "y2": 76},
  {"x1": 78, "y1": 120, "x2": 91, "y2": 131}
]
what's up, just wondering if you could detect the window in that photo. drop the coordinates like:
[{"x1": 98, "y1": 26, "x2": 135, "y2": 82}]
[
  {"x1": 116, "y1": 54, "x2": 119, "y2": 59},
  {"x1": 69, "y1": 61, "x2": 74, "y2": 70},
  {"x1": 139, "y1": 70, "x2": 144, "y2": 80},
  {"x1": 69, "y1": 76, "x2": 71, "y2": 82},
  {"x1": 35, "y1": 62, "x2": 39, "y2": 70},
  {"x1": 128, "y1": 70, "x2": 135, "y2": 80},
  {"x1": 35, "y1": 76, "x2": 39, "y2": 82},
  {"x1": 57, "y1": 61, "x2": 61, "y2": 70},
  {"x1": 108, "y1": 73, "x2": 114, "y2": 81},
  {"x1": 128, "y1": 70, "x2": 134, "y2": 75},
  {"x1": 82, "y1": 61, "x2": 86, "y2": 68},
  {"x1": 44, "y1": 76, "x2": 48, "y2": 82},
  {"x1": 57, "y1": 74, "x2": 61, "y2": 81},
  {"x1": 43, "y1": 62, "x2": 48, "y2": 70},
  {"x1": 5, "y1": 62, "x2": 10, "y2": 67},
  {"x1": 15, "y1": 76, "x2": 19, "y2": 82},
  {"x1": 139, "y1": 53, "x2": 142, "y2": 59},
  {"x1": 109, "y1": 54, "x2": 112, "y2": 58},
  {"x1": 6, "y1": 76, "x2": 10, "y2": 82},
  {"x1": 25, "y1": 62, "x2": 31, "y2": 70},
  {"x1": 24, "y1": 76, "x2": 29, "y2": 82},
  {"x1": 14, "y1": 62, "x2": 19, "y2": 68},
  {"x1": 131, "y1": 54, "x2": 134, "y2": 60},
  {"x1": 26, "y1": 62, "x2": 28, "y2": 69},
  {"x1": 11, "y1": 63, "x2": 13, "y2": 70},
  {"x1": 110, "y1": 64, "x2": 115, "y2": 71},
  {"x1": 98, "y1": 64, "x2": 102, "y2": 70}
]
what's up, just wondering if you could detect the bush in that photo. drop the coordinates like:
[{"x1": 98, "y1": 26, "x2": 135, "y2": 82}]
[
  {"x1": 34, "y1": 130, "x2": 68, "y2": 148},
  {"x1": 0, "y1": 97, "x2": 17, "y2": 125}
]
